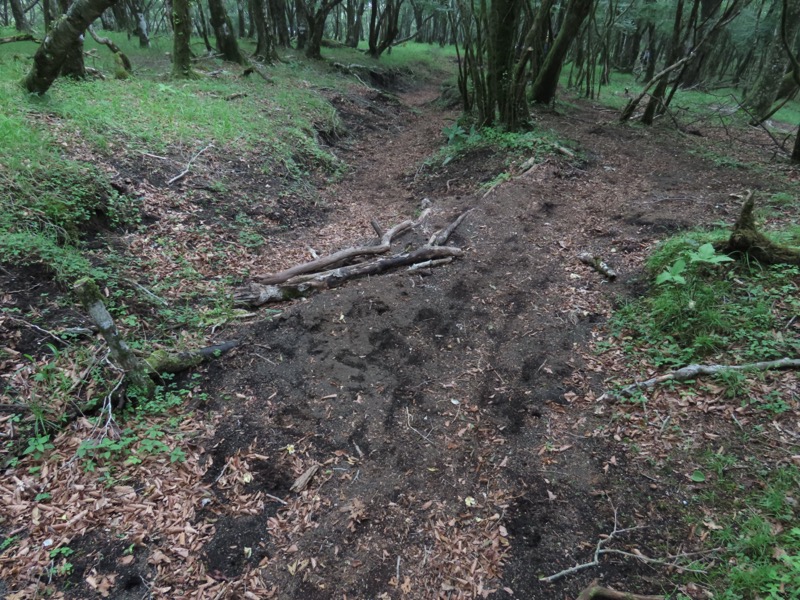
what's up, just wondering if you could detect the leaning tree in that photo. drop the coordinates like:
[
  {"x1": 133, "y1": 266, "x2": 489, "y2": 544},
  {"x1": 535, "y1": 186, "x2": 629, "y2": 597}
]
[{"x1": 23, "y1": 0, "x2": 118, "y2": 94}]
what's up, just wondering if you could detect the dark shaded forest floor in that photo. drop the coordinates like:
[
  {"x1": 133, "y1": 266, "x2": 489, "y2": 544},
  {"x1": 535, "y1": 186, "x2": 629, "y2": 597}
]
[{"x1": 2, "y1": 69, "x2": 799, "y2": 600}]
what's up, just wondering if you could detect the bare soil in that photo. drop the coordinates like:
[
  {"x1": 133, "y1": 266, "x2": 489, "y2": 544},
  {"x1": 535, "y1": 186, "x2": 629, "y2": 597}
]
[{"x1": 2, "y1": 73, "x2": 798, "y2": 600}]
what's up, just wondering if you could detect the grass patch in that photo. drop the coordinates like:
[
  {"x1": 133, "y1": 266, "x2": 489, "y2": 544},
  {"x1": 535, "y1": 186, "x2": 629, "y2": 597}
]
[
  {"x1": 685, "y1": 466, "x2": 800, "y2": 600},
  {"x1": 612, "y1": 229, "x2": 800, "y2": 369}
]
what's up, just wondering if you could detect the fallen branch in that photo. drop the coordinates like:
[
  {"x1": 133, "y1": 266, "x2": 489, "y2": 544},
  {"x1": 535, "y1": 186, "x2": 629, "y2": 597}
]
[
  {"x1": 167, "y1": 143, "x2": 213, "y2": 185},
  {"x1": 234, "y1": 207, "x2": 467, "y2": 307},
  {"x1": 87, "y1": 26, "x2": 132, "y2": 73},
  {"x1": 0, "y1": 33, "x2": 38, "y2": 44},
  {"x1": 428, "y1": 209, "x2": 471, "y2": 246},
  {"x1": 579, "y1": 252, "x2": 617, "y2": 279},
  {"x1": 235, "y1": 245, "x2": 463, "y2": 306},
  {"x1": 253, "y1": 215, "x2": 423, "y2": 284},
  {"x1": 74, "y1": 277, "x2": 155, "y2": 399},
  {"x1": 607, "y1": 357, "x2": 800, "y2": 399},
  {"x1": 542, "y1": 503, "x2": 706, "y2": 583},
  {"x1": 575, "y1": 580, "x2": 664, "y2": 600}
]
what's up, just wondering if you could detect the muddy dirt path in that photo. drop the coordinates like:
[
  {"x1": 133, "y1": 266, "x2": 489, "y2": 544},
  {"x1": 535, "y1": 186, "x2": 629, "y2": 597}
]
[{"x1": 201, "y1": 83, "x2": 768, "y2": 599}]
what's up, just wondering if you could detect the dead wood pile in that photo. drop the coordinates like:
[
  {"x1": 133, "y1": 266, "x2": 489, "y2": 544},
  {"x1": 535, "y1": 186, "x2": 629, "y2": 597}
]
[{"x1": 233, "y1": 209, "x2": 471, "y2": 307}]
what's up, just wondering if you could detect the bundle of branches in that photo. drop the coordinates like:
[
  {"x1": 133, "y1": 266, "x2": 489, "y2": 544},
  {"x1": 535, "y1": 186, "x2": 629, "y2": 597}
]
[{"x1": 233, "y1": 209, "x2": 470, "y2": 307}]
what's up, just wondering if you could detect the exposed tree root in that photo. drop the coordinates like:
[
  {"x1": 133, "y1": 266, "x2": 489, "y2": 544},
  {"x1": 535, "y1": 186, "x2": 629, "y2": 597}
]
[
  {"x1": 603, "y1": 357, "x2": 800, "y2": 400},
  {"x1": 720, "y1": 190, "x2": 800, "y2": 265},
  {"x1": 575, "y1": 580, "x2": 664, "y2": 600},
  {"x1": 234, "y1": 209, "x2": 470, "y2": 307}
]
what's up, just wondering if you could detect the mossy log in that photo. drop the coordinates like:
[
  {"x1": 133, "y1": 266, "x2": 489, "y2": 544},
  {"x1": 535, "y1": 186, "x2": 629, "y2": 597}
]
[
  {"x1": 75, "y1": 277, "x2": 238, "y2": 399},
  {"x1": 720, "y1": 191, "x2": 800, "y2": 265},
  {"x1": 74, "y1": 277, "x2": 155, "y2": 399}
]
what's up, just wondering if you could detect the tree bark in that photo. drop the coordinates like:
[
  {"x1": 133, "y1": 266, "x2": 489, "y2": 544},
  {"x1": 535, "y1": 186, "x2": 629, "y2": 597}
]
[
  {"x1": 302, "y1": 0, "x2": 342, "y2": 59},
  {"x1": 208, "y1": 0, "x2": 247, "y2": 64},
  {"x1": 172, "y1": 0, "x2": 195, "y2": 78},
  {"x1": 23, "y1": 0, "x2": 115, "y2": 94},
  {"x1": 252, "y1": 0, "x2": 278, "y2": 61},
  {"x1": 9, "y1": 0, "x2": 30, "y2": 30},
  {"x1": 531, "y1": 0, "x2": 594, "y2": 105},
  {"x1": 127, "y1": 0, "x2": 150, "y2": 47}
]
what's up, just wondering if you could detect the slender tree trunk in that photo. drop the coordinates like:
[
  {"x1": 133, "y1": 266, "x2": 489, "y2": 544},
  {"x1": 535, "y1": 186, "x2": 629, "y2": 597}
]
[
  {"x1": 23, "y1": 0, "x2": 115, "y2": 93},
  {"x1": 270, "y1": 0, "x2": 289, "y2": 45},
  {"x1": 208, "y1": 0, "x2": 247, "y2": 63},
  {"x1": 111, "y1": 1, "x2": 128, "y2": 30},
  {"x1": 196, "y1": 0, "x2": 214, "y2": 51},
  {"x1": 531, "y1": 0, "x2": 594, "y2": 105},
  {"x1": 303, "y1": 0, "x2": 342, "y2": 59},
  {"x1": 172, "y1": 0, "x2": 195, "y2": 78},
  {"x1": 294, "y1": 0, "x2": 307, "y2": 48},
  {"x1": 743, "y1": 0, "x2": 800, "y2": 122}
]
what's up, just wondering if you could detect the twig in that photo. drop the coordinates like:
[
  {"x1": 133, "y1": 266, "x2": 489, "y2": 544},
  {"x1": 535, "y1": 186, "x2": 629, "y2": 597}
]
[
  {"x1": 4, "y1": 314, "x2": 70, "y2": 346},
  {"x1": 265, "y1": 493, "x2": 288, "y2": 505},
  {"x1": 167, "y1": 143, "x2": 213, "y2": 185},
  {"x1": 543, "y1": 502, "x2": 713, "y2": 584},
  {"x1": 406, "y1": 407, "x2": 433, "y2": 443}
]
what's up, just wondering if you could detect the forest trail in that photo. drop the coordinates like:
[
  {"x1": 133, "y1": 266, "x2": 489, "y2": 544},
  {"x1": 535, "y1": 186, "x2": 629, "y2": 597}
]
[
  {"x1": 193, "y1": 81, "x2": 769, "y2": 599},
  {"x1": 1, "y1": 75, "x2": 786, "y2": 600}
]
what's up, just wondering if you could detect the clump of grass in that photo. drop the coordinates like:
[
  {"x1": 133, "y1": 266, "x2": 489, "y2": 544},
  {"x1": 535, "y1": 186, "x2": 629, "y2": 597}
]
[
  {"x1": 612, "y1": 230, "x2": 800, "y2": 368},
  {"x1": 689, "y1": 466, "x2": 800, "y2": 600}
]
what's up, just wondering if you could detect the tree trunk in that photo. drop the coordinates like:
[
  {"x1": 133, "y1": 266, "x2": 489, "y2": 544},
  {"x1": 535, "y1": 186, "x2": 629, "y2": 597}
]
[
  {"x1": 743, "y1": 0, "x2": 800, "y2": 122},
  {"x1": 237, "y1": 0, "x2": 246, "y2": 37},
  {"x1": 127, "y1": 0, "x2": 150, "y2": 47},
  {"x1": 9, "y1": 0, "x2": 30, "y2": 30},
  {"x1": 23, "y1": 0, "x2": 114, "y2": 93},
  {"x1": 196, "y1": 0, "x2": 214, "y2": 52},
  {"x1": 294, "y1": 0, "x2": 306, "y2": 48},
  {"x1": 253, "y1": 0, "x2": 278, "y2": 61},
  {"x1": 270, "y1": 0, "x2": 290, "y2": 46},
  {"x1": 111, "y1": 1, "x2": 129, "y2": 30},
  {"x1": 489, "y1": 0, "x2": 521, "y2": 124},
  {"x1": 367, "y1": 0, "x2": 404, "y2": 58},
  {"x1": 172, "y1": 0, "x2": 195, "y2": 78},
  {"x1": 208, "y1": 0, "x2": 247, "y2": 63},
  {"x1": 531, "y1": 0, "x2": 594, "y2": 105},
  {"x1": 303, "y1": 0, "x2": 342, "y2": 59}
]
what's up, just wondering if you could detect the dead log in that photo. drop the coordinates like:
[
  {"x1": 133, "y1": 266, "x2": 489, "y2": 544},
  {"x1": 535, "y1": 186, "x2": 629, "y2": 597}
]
[
  {"x1": 0, "y1": 33, "x2": 38, "y2": 44},
  {"x1": 235, "y1": 245, "x2": 464, "y2": 307},
  {"x1": 579, "y1": 252, "x2": 617, "y2": 279},
  {"x1": 720, "y1": 191, "x2": 800, "y2": 265},
  {"x1": 144, "y1": 340, "x2": 239, "y2": 374},
  {"x1": 576, "y1": 580, "x2": 663, "y2": 600}
]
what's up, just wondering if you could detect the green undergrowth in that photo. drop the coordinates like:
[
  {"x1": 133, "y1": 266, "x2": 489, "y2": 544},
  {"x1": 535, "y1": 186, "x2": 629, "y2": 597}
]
[
  {"x1": 611, "y1": 228, "x2": 800, "y2": 373},
  {"x1": 682, "y1": 465, "x2": 800, "y2": 599},
  {"x1": 434, "y1": 121, "x2": 577, "y2": 175}
]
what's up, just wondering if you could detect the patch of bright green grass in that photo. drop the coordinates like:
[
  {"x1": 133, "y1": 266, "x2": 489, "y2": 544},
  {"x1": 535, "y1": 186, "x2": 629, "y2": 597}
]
[
  {"x1": 687, "y1": 466, "x2": 800, "y2": 600},
  {"x1": 612, "y1": 230, "x2": 800, "y2": 369}
]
